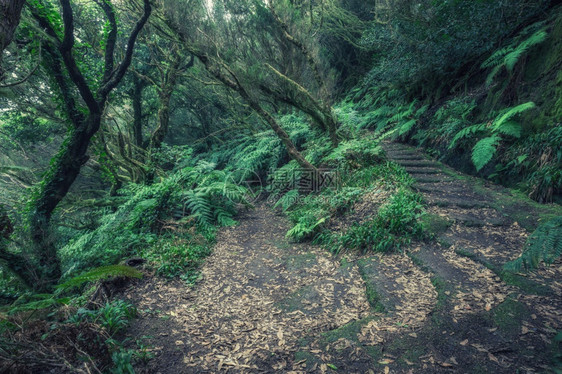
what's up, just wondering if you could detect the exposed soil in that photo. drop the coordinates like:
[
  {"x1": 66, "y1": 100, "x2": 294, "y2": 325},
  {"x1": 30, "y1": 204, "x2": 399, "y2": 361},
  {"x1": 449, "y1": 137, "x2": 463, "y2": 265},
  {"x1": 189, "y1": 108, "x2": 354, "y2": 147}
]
[{"x1": 122, "y1": 142, "x2": 562, "y2": 373}]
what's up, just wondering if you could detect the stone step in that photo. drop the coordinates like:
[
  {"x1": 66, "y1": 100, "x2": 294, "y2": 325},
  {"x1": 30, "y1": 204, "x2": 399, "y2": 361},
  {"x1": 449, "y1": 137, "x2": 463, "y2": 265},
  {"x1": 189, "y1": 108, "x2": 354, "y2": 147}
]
[
  {"x1": 389, "y1": 155, "x2": 423, "y2": 161},
  {"x1": 427, "y1": 198, "x2": 491, "y2": 209},
  {"x1": 405, "y1": 167, "x2": 442, "y2": 175},
  {"x1": 397, "y1": 161, "x2": 436, "y2": 168}
]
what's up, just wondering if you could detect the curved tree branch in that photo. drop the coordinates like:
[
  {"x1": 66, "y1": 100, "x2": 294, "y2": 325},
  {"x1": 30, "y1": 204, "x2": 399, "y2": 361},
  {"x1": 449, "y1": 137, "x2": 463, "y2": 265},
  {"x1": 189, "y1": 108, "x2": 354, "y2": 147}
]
[{"x1": 98, "y1": 0, "x2": 152, "y2": 101}]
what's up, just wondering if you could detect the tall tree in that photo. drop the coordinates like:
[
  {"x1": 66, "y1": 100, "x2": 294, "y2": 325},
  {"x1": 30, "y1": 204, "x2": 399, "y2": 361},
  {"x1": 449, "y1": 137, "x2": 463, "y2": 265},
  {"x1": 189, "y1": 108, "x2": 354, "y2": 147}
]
[
  {"x1": 162, "y1": 0, "x2": 318, "y2": 171},
  {"x1": 5, "y1": 0, "x2": 153, "y2": 289}
]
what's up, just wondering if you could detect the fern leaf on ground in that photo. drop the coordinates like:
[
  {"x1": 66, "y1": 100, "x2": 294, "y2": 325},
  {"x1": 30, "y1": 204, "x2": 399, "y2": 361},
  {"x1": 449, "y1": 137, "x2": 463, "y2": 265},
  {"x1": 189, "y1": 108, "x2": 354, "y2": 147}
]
[
  {"x1": 504, "y1": 216, "x2": 562, "y2": 272},
  {"x1": 58, "y1": 265, "x2": 143, "y2": 291}
]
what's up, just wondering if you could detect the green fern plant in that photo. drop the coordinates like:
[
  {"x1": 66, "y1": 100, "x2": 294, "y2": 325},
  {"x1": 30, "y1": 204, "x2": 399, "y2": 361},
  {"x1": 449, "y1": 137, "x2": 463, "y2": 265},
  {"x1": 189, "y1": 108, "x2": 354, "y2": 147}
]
[
  {"x1": 482, "y1": 28, "x2": 548, "y2": 85},
  {"x1": 450, "y1": 102, "x2": 536, "y2": 171},
  {"x1": 492, "y1": 102, "x2": 536, "y2": 133},
  {"x1": 6, "y1": 293, "x2": 71, "y2": 314},
  {"x1": 398, "y1": 119, "x2": 417, "y2": 136},
  {"x1": 183, "y1": 190, "x2": 213, "y2": 225},
  {"x1": 471, "y1": 136, "x2": 501, "y2": 172},
  {"x1": 286, "y1": 214, "x2": 327, "y2": 241},
  {"x1": 448, "y1": 123, "x2": 486, "y2": 149},
  {"x1": 504, "y1": 216, "x2": 562, "y2": 272},
  {"x1": 372, "y1": 101, "x2": 427, "y2": 141},
  {"x1": 274, "y1": 189, "x2": 300, "y2": 211}
]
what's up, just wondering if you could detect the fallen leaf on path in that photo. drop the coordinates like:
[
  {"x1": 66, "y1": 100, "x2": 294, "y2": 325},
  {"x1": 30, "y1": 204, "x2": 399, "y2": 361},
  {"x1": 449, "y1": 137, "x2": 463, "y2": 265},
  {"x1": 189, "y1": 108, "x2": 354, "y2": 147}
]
[
  {"x1": 488, "y1": 353, "x2": 499, "y2": 364},
  {"x1": 379, "y1": 359, "x2": 394, "y2": 364}
]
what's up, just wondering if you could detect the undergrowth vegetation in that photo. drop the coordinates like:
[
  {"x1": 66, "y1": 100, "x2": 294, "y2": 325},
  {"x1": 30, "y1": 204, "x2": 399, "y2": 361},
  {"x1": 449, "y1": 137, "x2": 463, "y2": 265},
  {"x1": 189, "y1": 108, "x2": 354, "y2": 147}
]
[
  {"x1": 321, "y1": 188, "x2": 425, "y2": 254},
  {"x1": 58, "y1": 161, "x2": 248, "y2": 279},
  {"x1": 263, "y1": 111, "x2": 428, "y2": 254},
  {"x1": 1, "y1": 0, "x2": 562, "y2": 371}
]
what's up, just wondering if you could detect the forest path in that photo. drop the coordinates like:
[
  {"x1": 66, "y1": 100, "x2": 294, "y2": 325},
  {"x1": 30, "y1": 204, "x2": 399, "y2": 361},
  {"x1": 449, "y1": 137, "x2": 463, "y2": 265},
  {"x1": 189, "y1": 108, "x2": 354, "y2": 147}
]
[
  {"x1": 372, "y1": 142, "x2": 562, "y2": 372},
  {"x1": 123, "y1": 142, "x2": 562, "y2": 373},
  {"x1": 124, "y1": 205, "x2": 377, "y2": 373}
]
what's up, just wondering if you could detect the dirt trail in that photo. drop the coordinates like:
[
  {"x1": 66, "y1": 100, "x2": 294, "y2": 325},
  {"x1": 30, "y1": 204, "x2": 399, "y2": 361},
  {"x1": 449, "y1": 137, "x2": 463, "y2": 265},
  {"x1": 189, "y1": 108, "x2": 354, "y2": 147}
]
[
  {"x1": 124, "y1": 143, "x2": 562, "y2": 373},
  {"x1": 377, "y1": 142, "x2": 562, "y2": 372},
  {"x1": 125, "y1": 205, "x2": 373, "y2": 373}
]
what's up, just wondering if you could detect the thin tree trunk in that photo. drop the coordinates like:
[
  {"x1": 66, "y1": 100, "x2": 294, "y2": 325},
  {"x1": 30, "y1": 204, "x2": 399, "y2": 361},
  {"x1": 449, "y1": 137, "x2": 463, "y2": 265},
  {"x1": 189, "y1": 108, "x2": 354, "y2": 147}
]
[
  {"x1": 0, "y1": 0, "x2": 25, "y2": 79},
  {"x1": 132, "y1": 75, "x2": 146, "y2": 148},
  {"x1": 148, "y1": 53, "x2": 191, "y2": 151},
  {"x1": 149, "y1": 59, "x2": 181, "y2": 150}
]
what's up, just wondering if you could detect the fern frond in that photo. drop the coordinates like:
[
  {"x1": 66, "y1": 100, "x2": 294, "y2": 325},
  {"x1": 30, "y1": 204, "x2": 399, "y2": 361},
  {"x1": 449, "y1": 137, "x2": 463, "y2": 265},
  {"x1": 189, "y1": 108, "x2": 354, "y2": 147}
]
[
  {"x1": 214, "y1": 207, "x2": 236, "y2": 226},
  {"x1": 286, "y1": 216, "x2": 327, "y2": 241},
  {"x1": 505, "y1": 29, "x2": 548, "y2": 71},
  {"x1": 390, "y1": 101, "x2": 416, "y2": 122},
  {"x1": 58, "y1": 265, "x2": 143, "y2": 291},
  {"x1": 274, "y1": 189, "x2": 300, "y2": 211},
  {"x1": 448, "y1": 123, "x2": 486, "y2": 149},
  {"x1": 481, "y1": 46, "x2": 512, "y2": 68},
  {"x1": 486, "y1": 64, "x2": 503, "y2": 86},
  {"x1": 504, "y1": 216, "x2": 562, "y2": 272},
  {"x1": 493, "y1": 120, "x2": 521, "y2": 138},
  {"x1": 471, "y1": 136, "x2": 500, "y2": 171},
  {"x1": 184, "y1": 190, "x2": 213, "y2": 224},
  {"x1": 378, "y1": 127, "x2": 399, "y2": 141},
  {"x1": 482, "y1": 29, "x2": 547, "y2": 82},
  {"x1": 193, "y1": 160, "x2": 217, "y2": 174},
  {"x1": 399, "y1": 119, "x2": 417, "y2": 136},
  {"x1": 416, "y1": 104, "x2": 429, "y2": 117},
  {"x1": 8, "y1": 294, "x2": 71, "y2": 314},
  {"x1": 493, "y1": 102, "x2": 536, "y2": 129}
]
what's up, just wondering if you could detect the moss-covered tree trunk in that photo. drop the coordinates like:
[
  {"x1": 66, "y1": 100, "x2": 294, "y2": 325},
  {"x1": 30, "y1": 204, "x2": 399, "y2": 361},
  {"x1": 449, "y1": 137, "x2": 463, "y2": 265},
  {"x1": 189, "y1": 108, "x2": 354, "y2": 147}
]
[
  {"x1": 0, "y1": 0, "x2": 25, "y2": 78},
  {"x1": 149, "y1": 56, "x2": 182, "y2": 150},
  {"x1": 131, "y1": 75, "x2": 147, "y2": 149},
  {"x1": 26, "y1": 0, "x2": 151, "y2": 289},
  {"x1": 193, "y1": 51, "x2": 317, "y2": 172},
  {"x1": 30, "y1": 113, "x2": 103, "y2": 286}
]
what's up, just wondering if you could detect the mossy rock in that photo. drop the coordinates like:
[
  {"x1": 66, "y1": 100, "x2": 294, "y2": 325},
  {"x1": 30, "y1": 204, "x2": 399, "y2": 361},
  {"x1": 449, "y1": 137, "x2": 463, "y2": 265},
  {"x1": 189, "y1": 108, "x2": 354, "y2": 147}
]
[
  {"x1": 489, "y1": 297, "x2": 531, "y2": 339},
  {"x1": 421, "y1": 213, "x2": 452, "y2": 237}
]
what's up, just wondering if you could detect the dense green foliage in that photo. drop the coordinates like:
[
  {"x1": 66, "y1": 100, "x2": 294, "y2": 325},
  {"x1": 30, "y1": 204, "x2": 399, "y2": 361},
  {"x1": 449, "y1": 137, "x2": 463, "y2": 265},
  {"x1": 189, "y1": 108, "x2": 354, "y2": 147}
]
[
  {"x1": 323, "y1": 188, "x2": 425, "y2": 254},
  {"x1": 58, "y1": 162, "x2": 247, "y2": 279},
  {"x1": 1, "y1": 0, "x2": 562, "y2": 371}
]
